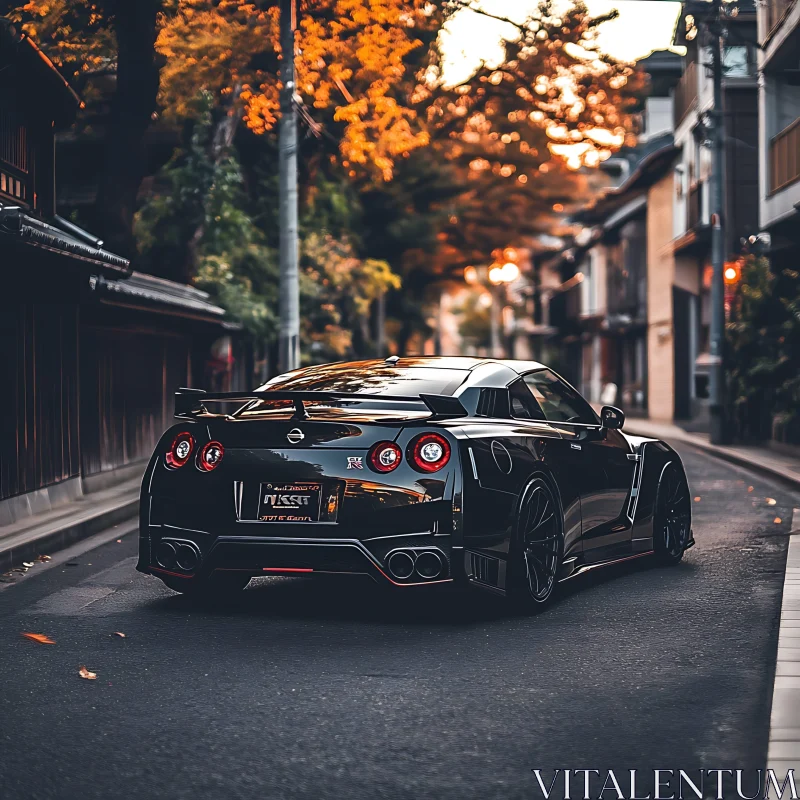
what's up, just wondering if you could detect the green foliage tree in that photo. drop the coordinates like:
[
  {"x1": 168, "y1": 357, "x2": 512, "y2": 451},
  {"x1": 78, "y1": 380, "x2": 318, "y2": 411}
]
[
  {"x1": 135, "y1": 92, "x2": 400, "y2": 361},
  {"x1": 726, "y1": 256, "x2": 800, "y2": 444}
]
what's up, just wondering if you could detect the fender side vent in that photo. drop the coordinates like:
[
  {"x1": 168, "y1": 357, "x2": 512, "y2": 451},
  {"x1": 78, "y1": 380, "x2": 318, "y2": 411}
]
[
  {"x1": 626, "y1": 445, "x2": 646, "y2": 522},
  {"x1": 468, "y1": 552, "x2": 499, "y2": 587}
]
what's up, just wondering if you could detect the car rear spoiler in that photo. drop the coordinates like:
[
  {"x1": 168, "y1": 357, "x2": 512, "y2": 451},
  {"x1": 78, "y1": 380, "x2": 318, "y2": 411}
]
[{"x1": 173, "y1": 388, "x2": 468, "y2": 421}]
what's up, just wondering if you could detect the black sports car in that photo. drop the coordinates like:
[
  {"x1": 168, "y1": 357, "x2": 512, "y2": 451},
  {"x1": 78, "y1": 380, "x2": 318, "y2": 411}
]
[{"x1": 137, "y1": 356, "x2": 694, "y2": 608}]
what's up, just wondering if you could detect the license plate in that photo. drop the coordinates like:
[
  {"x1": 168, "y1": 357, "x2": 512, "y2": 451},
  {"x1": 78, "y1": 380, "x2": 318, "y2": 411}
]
[{"x1": 257, "y1": 482, "x2": 322, "y2": 522}]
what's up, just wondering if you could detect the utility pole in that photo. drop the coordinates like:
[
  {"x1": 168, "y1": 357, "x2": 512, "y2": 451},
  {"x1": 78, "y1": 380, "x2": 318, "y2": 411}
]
[
  {"x1": 278, "y1": 0, "x2": 300, "y2": 374},
  {"x1": 489, "y1": 283, "x2": 503, "y2": 358},
  {"x1": 707, "y1": 0, "x2": 728, "y2": 444},
  {"x1": 375, "y1": 292, "x2": 386, "y2": 357}
]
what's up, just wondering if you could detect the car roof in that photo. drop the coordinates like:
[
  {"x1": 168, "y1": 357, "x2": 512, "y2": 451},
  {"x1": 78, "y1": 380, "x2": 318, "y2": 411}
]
[
  {"x1": 256, "y1": 357, "x2": 550, "y2": 395},
  {"x1": 318, "y1": 356, "x2": 547, "y2": 373}
]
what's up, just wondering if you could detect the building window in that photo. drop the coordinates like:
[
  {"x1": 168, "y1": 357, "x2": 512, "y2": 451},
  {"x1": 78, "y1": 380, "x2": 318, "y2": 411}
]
[
  {"x1": 0, "y1": 169, "x2": 28, "y2": 203},
  {"x1": 0, "y1": 109, "x2": 31, "y2": 206},
  {"x1": 0, "y1": 110, "x2": 28, "y2": 173},
  {"x1": 723, "y1": 45, "x2": 756, "y2": 78}
]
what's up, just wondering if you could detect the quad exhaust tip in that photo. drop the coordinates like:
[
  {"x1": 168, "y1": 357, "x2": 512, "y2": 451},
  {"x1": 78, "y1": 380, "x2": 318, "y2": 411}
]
[
  {"x1": 156, "y1": 540, "x2": 200, "y2": 573},
  {"x1": 156, "y1": 541, "x2": 177, "y2": 570},
  {"x1": 387, "y1": 550, "x2": 415, "y2": 580},
  {"x1": 176, "y1": 543, "x2": 199, "y2": 571},
  {"x1": 386, "y1": 549, "x2": 444, "y2": 581},
  {"x1": 414, "y1": 550, "x2": 442, "y2": 580}
]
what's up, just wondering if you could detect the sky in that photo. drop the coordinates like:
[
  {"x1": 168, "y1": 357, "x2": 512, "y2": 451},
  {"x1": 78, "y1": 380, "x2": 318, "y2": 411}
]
[{"x1": 440, "y1": 0, "x2": 683, "y2": 84}]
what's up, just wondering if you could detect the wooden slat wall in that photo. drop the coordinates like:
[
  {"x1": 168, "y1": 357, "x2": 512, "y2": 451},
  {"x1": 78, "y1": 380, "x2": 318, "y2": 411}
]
[
  {"x1": 673, "y1": 60, "x2": 698, "y2": 128},
  {"x1": 0, "y1": 304, "x2": 80, "y2": 501},
  {"x1": 770, "y1": 118, "x2": 800, "y2": 194},
  {"x1": 79, "y1": 327, "x2": 190, "y2": 477}
]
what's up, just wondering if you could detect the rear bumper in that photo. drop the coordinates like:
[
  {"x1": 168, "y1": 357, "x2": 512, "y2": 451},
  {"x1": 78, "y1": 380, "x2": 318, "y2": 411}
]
[{"x1": 138, "y1": 524, "x2": 456, "y2": 587}]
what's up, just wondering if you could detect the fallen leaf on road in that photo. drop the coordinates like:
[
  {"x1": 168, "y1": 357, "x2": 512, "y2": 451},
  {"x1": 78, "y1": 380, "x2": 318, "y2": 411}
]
[
  {"x1": 22, "y1": 633, "x2": 55, "y2": 645},
  {"x1": 78, "y1": 666, "x2": 97, "y2": 680},
  {"x1": 766, "y1": 498, "x2": 777, "y2": 506},
  {"x1": 748, "y1": 486, "x2": 754, "y2": 492},
  {"x1": 116, "y1": 540, "x2": 122, "y2": 544},
  {"x1": 694, "y1": 497, "x2": 701, "y2": 503},
  {"x1": 36, "y1": 555, "x2": 51, "y2": 562},
  {"x1": 22, "y1": 562, "x2": 34, "y2": 568},
  {"x1": 113, "y1": 632, "x2": 126, "y2": 638},
  {"x1": 775, "y1": 517, "x2": 782, "y2": 524}
]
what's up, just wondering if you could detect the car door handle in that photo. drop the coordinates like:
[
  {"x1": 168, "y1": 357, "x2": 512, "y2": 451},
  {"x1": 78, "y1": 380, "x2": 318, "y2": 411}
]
[{"x1": 570, "y1": 443, "x2": 582, "y2": 451}]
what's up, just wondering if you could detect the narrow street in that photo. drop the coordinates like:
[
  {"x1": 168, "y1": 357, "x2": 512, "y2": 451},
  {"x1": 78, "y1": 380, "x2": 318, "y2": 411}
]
[{"x1": 0, "y1": 444, "x2": 795, "y2": 800}]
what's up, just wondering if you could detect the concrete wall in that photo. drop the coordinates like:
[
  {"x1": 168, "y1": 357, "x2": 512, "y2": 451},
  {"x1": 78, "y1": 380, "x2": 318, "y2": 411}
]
[{"x1": 646, "y1": 170, "x2": 677, "y2": 421}]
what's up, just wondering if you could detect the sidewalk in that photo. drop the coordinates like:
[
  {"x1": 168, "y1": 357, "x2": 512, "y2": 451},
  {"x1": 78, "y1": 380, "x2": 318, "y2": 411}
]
[
  {"x1": 622, "y1": 417, "x2": 800, "y2": 492},
  {"x1": 0, "y1": 474, "x2": 140, "y2": 574},
  {"x1": 627, "y1": 415, "x2": 800, "y2": 782}
]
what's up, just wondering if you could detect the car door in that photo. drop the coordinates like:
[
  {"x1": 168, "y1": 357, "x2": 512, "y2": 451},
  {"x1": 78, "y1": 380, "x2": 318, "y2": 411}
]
[
  {"x1": 506, "y1": 380, "x2": 585, "y2": 562},
  {"x1": 521, "y1": 369, "x2": 636, "y2": 562}
]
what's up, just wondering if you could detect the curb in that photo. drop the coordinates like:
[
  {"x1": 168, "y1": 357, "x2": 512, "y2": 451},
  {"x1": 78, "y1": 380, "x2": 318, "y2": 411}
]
[
  {"x1": 0, "y1": 498, "x2": 138, "y2": 574},
  {"x1": 0, "y1": 521, "x2": 140, "y2": 593},
  {"x1": 626, "y1": 426, "x2": 800, "y2": 494},
  {"x1": 766, "y1": 510, "x2": 800, "y2": 779}
]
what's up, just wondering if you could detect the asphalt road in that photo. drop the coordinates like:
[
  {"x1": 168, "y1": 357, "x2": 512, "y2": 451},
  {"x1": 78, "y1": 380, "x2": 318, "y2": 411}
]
[{"x1": 0, "y1": 444, "x2": 797, "y2": 800}]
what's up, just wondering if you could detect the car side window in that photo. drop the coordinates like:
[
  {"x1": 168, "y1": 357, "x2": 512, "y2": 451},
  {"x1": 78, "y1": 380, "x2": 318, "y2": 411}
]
[
  {"x1": 508, "y1": 380, "x2": 546, "y2": 421},
  {"x1": 522, "y1": 370, "x2": 597, "y2": 425}
]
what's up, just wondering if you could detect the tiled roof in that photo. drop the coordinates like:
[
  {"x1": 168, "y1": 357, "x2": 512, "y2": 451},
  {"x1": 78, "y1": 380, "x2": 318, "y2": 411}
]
[
  {"x1": 0, "y1": 205, "x2": 130, "y2": 273},
  {"x1": 90, "y1": 271, "x2": 236, "y2": 327}
]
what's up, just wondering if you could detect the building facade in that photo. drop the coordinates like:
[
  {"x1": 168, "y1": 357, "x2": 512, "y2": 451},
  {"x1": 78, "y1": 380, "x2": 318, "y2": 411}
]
[
  {"x1": 541, "y1": 14, "x2": 760, "y2": 428},
  {"x1": 0, "y1": 20, "x2": 240, "y2": 523},
  {"x1": 670, "y1": 1, "x2": 760, "y2": 428},
  {"x1": 758, "y1": 0, "x2": 800, "y2": 270}
]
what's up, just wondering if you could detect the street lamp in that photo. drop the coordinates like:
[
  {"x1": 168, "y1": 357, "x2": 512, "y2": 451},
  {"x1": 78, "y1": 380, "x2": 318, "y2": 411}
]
[{"x1": 489, "y1": 262, "x2": 520, "y2": 285}]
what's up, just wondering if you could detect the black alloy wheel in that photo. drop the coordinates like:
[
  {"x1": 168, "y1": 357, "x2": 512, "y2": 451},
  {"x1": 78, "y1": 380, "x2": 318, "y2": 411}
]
[
  {"x1": 654, "y1": 462, "x2": 691, "y2": 565},
  {"x1": 508, "y1": 476, "x2": 563, "y2": 610}
]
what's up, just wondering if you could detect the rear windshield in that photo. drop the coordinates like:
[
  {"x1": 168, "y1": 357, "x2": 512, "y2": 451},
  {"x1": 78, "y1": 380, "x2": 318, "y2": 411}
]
[
  {"x1": 234, "y1": 364, "x2": 469, "y2": 418},
  {"x1": 259, "y1": 364, "x2": 469, "y2": 397}
]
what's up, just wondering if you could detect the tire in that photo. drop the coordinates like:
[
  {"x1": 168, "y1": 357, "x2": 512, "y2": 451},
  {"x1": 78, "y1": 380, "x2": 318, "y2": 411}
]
[
  {"x1": 506, "y1": 475, "x2": 564, "y2": 612},
  {"x1": 160, "y1": 572, "x2": 251, "y2": 597},
  {"x1": 653, "y1": 462, "x2": 691, "y2": 565}
]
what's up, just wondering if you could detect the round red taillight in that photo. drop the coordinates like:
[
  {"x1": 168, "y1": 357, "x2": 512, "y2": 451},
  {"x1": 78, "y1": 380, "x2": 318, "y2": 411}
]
[
  {"x1": 198, "y1": 441, "x2": 224, "y2": 472},
  {"x1": 408, "y1": 433, "x2": 451, "y2": 473},
  {"x1": 166, "y1": 432, "x2": 195, "y2": 469},
  {"x1": 368, "y1": 441, "x2": 402, "y2": 473}
]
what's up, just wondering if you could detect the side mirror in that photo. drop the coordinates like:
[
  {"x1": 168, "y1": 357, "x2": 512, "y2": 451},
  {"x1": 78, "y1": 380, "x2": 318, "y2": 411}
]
[{"x1": 600, "y1": 405, "x2": 625, "y2": 430}]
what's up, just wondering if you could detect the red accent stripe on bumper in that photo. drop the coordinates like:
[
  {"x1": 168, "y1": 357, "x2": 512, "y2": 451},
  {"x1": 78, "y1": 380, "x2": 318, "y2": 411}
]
[
  {"x1": 262, "y1": 567, "x2": 314, "y2": 574},
  {"x1": 150, "y1": 566, "x2": 193, "y2": 579}
]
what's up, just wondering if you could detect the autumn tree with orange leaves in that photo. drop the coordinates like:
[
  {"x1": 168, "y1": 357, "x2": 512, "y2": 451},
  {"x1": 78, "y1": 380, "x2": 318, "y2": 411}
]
[
  {"x1": 6, "y1": 0, "x2": 645, "y2": 358},
  {"x1": 416, "y1": 0, "x2": 645, "y2": 280},
  {"x1": 156, "y1": 0, "x2": 437, "y2": 181}
]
